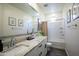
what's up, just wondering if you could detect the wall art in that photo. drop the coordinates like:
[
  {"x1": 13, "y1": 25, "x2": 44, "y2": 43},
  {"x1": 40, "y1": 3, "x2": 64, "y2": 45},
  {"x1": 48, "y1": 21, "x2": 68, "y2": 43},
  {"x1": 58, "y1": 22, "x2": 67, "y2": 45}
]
[
  {"x1": 18, "y1": 19, "x2": 23, "y2": 27},
  {"x1": 8, "y1": 17, "x2": 16, "y2": 26}
]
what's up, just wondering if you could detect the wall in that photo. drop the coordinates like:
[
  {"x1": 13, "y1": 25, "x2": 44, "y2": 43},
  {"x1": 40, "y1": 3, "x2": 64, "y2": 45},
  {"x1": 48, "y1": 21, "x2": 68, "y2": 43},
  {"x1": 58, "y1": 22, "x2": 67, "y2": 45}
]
[
  {"x1": 62, "y1": 3, "x2": 79, "y2": 55},
  {"x1": 62, "y1": 3, "x2": 72, "y2": 19},
  {"x1": 45, "y1": 12, "x2": 63, "y2": 21},
  {"x1": 46, "y1": 11, "x2": 65, "y2": 49},
  {"x1": 0, "y1": 4, "x2": 3, "y2": 37},
  {"x1": 62, "y1": 3, "x2": 72, "y2": 55},
  {"x1": 47, "y1": 20, "x2": 65, "y2": 49},
  {"x1": 0, "y1": 4, "x2": 1, "y2": 36},
  {"x1": 48, "y1": 22, "x2": 64, "y2": 42},
  {"x1": 45, "y1": 10, "x2": 65, "y2": 42},
  {"x1": 0, "y1": 4, "x2": 37, "y2": 37}
]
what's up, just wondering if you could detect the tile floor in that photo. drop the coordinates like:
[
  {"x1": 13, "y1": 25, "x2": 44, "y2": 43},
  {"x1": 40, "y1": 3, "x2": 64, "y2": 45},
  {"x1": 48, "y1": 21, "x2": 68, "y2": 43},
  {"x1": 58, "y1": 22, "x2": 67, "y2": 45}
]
[{"x1": 46, "y1": 47, "x2": 67, "y2": 56}]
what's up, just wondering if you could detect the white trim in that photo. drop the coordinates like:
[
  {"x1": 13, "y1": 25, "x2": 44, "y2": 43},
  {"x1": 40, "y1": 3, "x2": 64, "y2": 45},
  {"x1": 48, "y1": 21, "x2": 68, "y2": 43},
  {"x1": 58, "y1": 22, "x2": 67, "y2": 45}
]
[{"x1": 65, "y1": 48, "x2": 69, "y2": 56}]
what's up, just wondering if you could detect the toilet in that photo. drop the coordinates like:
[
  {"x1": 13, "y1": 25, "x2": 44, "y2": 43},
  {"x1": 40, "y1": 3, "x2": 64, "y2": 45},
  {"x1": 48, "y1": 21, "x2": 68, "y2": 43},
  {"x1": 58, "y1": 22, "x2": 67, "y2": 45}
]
[{"x1": 46, "y1": 42, "x2": 53, "y2": 51}]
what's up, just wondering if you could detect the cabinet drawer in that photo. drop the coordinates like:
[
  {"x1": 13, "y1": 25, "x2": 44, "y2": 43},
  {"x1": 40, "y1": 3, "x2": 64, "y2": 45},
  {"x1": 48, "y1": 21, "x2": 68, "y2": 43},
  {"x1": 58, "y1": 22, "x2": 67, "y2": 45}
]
[
  {"x1": 25, "y1": 37, "x2": 47, "y2": 56},
  {"x1": 26, "y1": 43, "x2": 43, "y2": 56},
  {"x1": 37, "y1": 38, "x2": 47, "y2": 56},
  {"x1": 25, "y1": 47, "x2": 38, "y2": 56}
]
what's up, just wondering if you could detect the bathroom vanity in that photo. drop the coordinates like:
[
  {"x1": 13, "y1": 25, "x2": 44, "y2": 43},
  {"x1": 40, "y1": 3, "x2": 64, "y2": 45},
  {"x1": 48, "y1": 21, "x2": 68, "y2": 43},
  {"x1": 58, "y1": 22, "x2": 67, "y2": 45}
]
[
  {"x1": 25, "y1": 36, "x2": 47, "y2": 56},
  {"x1": 0, "y1": 36, "x2": 47, "y2": 56}
]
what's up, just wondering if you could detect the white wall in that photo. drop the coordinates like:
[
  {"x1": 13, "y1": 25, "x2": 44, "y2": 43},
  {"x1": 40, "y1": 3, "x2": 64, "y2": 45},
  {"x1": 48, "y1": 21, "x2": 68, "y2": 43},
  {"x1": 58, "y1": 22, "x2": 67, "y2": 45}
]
[
  {"x1": 48, "y1": 20, "x2": 64, "y2": 42},
  {"x1": 0, "y1": 4, "x2": 37, "y2": 37},
  {"x1": 62, "y1": 3, "x2": 79, "y2": 55},
  {"x1": 47, "y1": 20, "x2": 65, "y2": 49},
  {"x1": 62, "y1": 3, "x2": 72, "y2": 55},
  {"x1": 45, "y1": 9, "x2": 64, "y2": 42},
  {"x1": 45, "y1": 12, "x2": 63, "y2": 21},
  {"x1": 0, "y1": 4, "x2": 3, "y2": 37},
  {"x1": 62, "y1": 3, "x2": 73, "y2": 19},
  {"x1": 0, "y1": 4, "x2": 2, "y2": 36},
  {"x1": 45, "y1": 8, "x2": 65, "y2": 49}
]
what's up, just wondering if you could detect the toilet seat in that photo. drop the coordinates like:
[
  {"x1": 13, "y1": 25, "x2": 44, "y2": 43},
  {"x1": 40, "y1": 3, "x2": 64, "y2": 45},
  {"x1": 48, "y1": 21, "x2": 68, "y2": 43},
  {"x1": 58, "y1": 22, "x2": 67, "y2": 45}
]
[{"x1": 46, "y1": 42, "x2": 52, "y2": 47}]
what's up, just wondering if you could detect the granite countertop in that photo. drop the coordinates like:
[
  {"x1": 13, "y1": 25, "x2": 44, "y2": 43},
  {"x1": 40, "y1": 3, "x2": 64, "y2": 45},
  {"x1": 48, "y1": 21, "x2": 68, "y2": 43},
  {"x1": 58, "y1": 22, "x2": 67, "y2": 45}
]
[{"x1": 0, "y1": 36, "x2": 47, "y2": 56}]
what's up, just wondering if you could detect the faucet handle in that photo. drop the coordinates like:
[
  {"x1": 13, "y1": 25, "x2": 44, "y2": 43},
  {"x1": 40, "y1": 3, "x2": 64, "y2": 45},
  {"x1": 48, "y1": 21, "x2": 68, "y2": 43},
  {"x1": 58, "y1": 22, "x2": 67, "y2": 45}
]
[{"x1": 10, "y1": 37, "x2": 16, "y2": 47}]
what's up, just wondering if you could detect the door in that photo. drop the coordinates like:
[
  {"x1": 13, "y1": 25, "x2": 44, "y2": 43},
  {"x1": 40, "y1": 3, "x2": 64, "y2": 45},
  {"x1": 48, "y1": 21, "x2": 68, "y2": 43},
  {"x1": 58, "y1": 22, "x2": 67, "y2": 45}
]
[{"x1": 65, "y1": 19, "x2": 79, "y2": 55}]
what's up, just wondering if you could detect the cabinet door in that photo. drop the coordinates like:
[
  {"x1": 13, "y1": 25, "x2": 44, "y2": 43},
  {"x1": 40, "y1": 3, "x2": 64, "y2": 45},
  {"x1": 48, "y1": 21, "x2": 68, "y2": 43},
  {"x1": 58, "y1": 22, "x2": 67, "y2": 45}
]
[
  {"x1": 35, "y1": 43, "x2": 44, "y2": 56},
  {"x1": 35, "y1": 38, "x2": 48, "y2": 56},
  {"x1": 41, "y1": 39, "x2": 47, "y2": 56},
  {"x1": 65, "y1": 20, "x2": 79, "y2": 55}
]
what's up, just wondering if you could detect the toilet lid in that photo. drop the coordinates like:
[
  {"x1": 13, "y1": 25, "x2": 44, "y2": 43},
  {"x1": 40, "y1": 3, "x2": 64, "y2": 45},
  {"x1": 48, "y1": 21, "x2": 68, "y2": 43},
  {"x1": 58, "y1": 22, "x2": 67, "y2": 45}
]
[{"x1": 46, "y1": 42, "x2": 52, "y2": 46}]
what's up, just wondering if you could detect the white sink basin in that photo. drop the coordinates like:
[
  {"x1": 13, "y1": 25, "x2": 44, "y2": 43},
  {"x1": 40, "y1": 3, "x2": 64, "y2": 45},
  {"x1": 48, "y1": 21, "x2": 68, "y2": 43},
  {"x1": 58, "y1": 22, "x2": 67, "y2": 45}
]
[
  {"x1": 16, "y1": 40, "x2": 40, "y2": 48},
  {"x1": 3, "y1": 45, "x2": 30, "y2": 56}
]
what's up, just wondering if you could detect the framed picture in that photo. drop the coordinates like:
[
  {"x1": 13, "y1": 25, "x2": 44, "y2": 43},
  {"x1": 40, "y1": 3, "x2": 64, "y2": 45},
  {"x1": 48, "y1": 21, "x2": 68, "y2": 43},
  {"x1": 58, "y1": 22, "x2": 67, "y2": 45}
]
[
  {"x1": 77, "y1": 3, "x2": 79, "y2": 18},
  {"x1": 8, "y1": 17, "x2": 16, "y2": 26},
  {"x1": 67, "y1": 9, "x2": 71, "y2": 24},
  {"x1": 72, "y1": 3, "x2": 79, "y2": 20},
  {"x1": 18, "y1": 19, "x2": 23, "y2": 27}
]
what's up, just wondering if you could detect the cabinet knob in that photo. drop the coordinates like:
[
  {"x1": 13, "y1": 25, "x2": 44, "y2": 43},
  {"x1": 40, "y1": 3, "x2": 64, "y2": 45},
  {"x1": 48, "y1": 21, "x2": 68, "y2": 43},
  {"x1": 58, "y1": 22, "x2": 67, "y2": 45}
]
[
  {"x1": 74, "y1": 24, "x2": 77, "y2": 27},
  {"x1": 45, "y1": 44, "x2": 47, "y2": 48},
  {"x1": 39, "y1": 52, "x2": 42, "y2": 56},
  {"x1": 72, "y1": 24, "x2": 78, "y2": 27},
  {"x1": 39, "y1": 44, "x2": 42, "y2": 47}
]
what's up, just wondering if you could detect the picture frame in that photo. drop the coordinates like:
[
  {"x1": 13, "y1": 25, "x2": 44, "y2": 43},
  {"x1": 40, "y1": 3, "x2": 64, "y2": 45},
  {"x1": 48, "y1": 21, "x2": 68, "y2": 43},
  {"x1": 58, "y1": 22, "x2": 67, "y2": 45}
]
[
  {"x1": 8, "y1": 17, "x2": 16, "y2": 26},
  {"x1": 72, "y1": 3, "x2": 79, "y2": 20},
  {"x1": 18, "y1": 19, "x2": 23, "y2": 27},
  {"x1": 77, "y1": 3, "x2": 79, "y2": 18},
  {"x1": 67, "y1": 9, "x2": 71, "y2": 24}
]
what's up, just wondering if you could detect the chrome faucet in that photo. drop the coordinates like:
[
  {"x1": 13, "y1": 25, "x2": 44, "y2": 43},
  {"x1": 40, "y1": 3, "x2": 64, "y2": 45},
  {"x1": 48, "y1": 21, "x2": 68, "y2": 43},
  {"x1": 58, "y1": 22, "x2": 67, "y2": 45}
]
[{"x1": 10, "y1": 37, "x2": 16, "y2": 47}]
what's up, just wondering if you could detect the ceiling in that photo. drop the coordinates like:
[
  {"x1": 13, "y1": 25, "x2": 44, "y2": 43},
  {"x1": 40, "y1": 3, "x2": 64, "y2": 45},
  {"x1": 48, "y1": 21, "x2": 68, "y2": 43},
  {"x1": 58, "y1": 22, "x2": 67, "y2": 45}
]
[
  {"x1": 9, "y1": 3, "x2": 66, "y2": 17},
  {"x1": 9, "y1": 3, "x2": 37, "y2": 16},
  {"x1": 37, "y1": 3, "x2": 66, "y2": 15}
]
